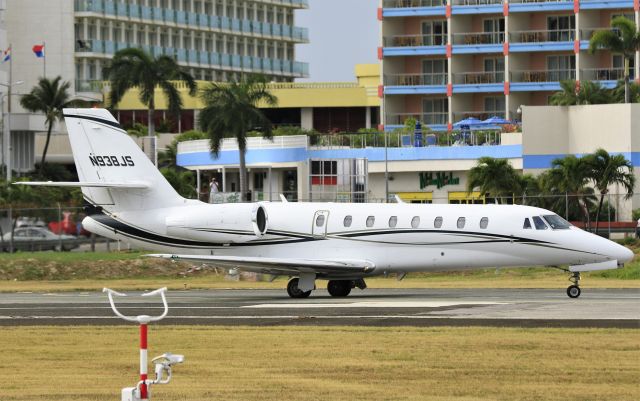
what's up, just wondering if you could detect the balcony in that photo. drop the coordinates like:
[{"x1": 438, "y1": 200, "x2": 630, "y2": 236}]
[
  {"x1": 509, "y1": 29, "x2": 576, "y2": 52},
  {"x1": 386, "y1": 112, "x2": 449, "y2": 128},
  {"x1": 383, "y1": 34, "x2": 447, "y2": 57},
  {"x1": 73, "y1": 0, "x2": 309, "y2": 43},
  {"x1": 510, "y1": 68, "x2": 575, "y2": 91},
  {"x1": 75, "y1": 79, "x2": 104, "y2": 94},
  {"x1": 508, "y1": 0, "x2": 574, "y2": 13},
  {"x1": 385, "y1": 73, "x2": 448, "y2": 94},
  {"x1": 382, "y1": 0, "x2": 447, "y2": 17},
  {"x1": 453, "y1": 71, "x2": 504, "y2": 93},
  {"x1": 453, "y1": 110, "x2": 506, "y2": 121},
  {"x1": 452, "y1": 32, "x2": 504, "y2": 54},
  {"x1": 451, "y1": 0, "x2": 504, "y2": 14},
  {"x1": 581, "y1": 68, "x2": 633, "y2": 87}
]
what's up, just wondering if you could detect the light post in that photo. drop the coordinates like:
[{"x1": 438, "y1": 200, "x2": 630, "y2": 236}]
[{"x1": 1, "y1": 80, "x2": 24, "y2": 183}]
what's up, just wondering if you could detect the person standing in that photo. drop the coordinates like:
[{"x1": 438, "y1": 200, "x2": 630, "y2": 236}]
[
  {"x1": 636, "y1": 216, "x2": 640, "y2": 239},
  {"x1": 209, "y1": 177, "x2": 220, "y2": 203}
]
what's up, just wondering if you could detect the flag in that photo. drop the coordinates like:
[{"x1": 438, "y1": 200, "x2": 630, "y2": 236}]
[
  {"x1": 2, "y1": 47, "x2": 10, "y2": 63},
  {"x1": 32, "y1": 44, "x2": 45, "y2": 58}
]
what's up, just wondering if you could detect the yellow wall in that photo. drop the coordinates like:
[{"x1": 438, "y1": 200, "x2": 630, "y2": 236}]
[{"x1": 114, "y1": 63, "x2": 381, "y2": 110}]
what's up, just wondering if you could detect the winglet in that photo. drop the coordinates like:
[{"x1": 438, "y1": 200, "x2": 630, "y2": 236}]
[{"x1": 279, "y1": 194, "x2": 288, "y2": 202}]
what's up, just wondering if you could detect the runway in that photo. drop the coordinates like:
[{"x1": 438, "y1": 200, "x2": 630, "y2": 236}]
[{"x1": 0, "y1": 288, "x2": 638, "y2": 328}]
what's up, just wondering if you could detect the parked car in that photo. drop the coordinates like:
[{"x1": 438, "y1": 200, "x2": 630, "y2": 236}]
[{"x1": 1, "y1": 227, "x2": 78, "y2": 252}]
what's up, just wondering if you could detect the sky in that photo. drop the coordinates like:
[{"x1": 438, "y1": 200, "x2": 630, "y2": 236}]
[{"x1": 294, "y1": 0, "x2": 380, "y2": 82}]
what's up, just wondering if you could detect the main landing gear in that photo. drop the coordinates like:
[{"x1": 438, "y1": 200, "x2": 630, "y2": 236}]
[
  {"x1": 567, "y1": 272, "x2": 581, "y2": 299},
  {"x1": 286, "y1": 278, "x2": 367, "y2": 298}
]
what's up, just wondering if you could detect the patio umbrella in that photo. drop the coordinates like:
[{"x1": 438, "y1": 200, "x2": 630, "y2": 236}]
[
  {"x1": 452, "y1": 117, "x2": 485, "y2": 129},
  {"x1": 482, "y1": 116, "x2": 512, "y2": 125}
]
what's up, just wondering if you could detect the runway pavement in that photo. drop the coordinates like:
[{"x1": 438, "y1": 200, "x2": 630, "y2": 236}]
[{"x1": 0, "y1": 288, "x2": 638, "y2": 328}]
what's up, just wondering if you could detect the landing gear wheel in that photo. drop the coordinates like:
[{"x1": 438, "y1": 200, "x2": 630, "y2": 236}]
[
  {"x1": 567, "y1": 285, "x2": 581, "y2": 298},
  {"x1": 327, "y1": 280, "x2": 352, "y2": 297},
  {"x1": 287, "y1": 278, "x2": 311, "y2": 299}
]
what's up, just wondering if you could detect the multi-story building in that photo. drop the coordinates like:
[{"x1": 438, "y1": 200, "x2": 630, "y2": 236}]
[
  {"x1": 380, "y1": 0, "x2": 639, "y2": 131},
  {"x1": 1, "y1": 0, "x2": 309, "y2": 172}
]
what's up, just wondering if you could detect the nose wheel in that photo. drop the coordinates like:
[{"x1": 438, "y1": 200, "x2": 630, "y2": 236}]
[{"x1": 566, "y1": 272, "x2": 581, "y2": 298}]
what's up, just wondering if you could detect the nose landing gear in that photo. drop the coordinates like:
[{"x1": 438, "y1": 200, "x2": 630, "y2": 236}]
[{"x1": 566, "y1": 272, "x2": 581, "y2": 298}]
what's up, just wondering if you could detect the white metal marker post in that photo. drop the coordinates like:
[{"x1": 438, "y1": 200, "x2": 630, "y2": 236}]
[{"x1": 103, "y1": 287, "x2": 184, "y2": 401}]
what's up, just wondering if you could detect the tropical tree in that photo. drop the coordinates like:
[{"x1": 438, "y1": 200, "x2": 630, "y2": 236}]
[
  {"x1": 589, "y1": 16, "x2": 640, "y2": 103},
  {"x1": 549, "y1": 80, "x2": 612, "y2": 105},
  {"x1": 19, "y1": 76, "x2": 80, "y2": 175},
  {"x1": 466, "y1": 157, "x2": 521, "y2": 203},
  {"x1": 611, "y1": 80, "x2": 640, "y2": 103},
  {"x1": 105, "y1": 48, "x2": 197, "y2": 137},
  {"x1": 584, "y1": 149, "x2": 635, "y2": 234},
  {"x1": 198, "y1": 75, "x2": 277, "y2": 201},
  {"x1": 540, "y1": 156, "x2": 594, "y2": 228}
]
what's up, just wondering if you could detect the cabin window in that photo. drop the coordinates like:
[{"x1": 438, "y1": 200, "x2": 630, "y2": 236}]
[
  {"x1": 480, "y1": 217, "x2": 489, "y2": 229},
  {"x1": 315, "y1": 214, "x2": 325, "y2": 227},
  {"x1": 523, "y1": 218, "x2": 531, "y2": 229},
  {"x1": 366, "y1": 216, "x2": 375, "y2": 227},
  {"x1": 434, "y1": 216, "x2": 443, "y2": 228},
  {"x1": 457, "y1": 217, "x2": 466, "y2": 229},
  {"x1": 543, "y1": 215, "x2": 571, "y2": 229},
  {"x1": 389, "y1": 216, "x2": 398, "y2": 228},
  {"x1": 411, "y1": 216, "x2": 420, "y2": 228},
  {"x1": 343, "y1": 215, "x2": 352, "y2": 227},
  {"x1": 532, "y1": 216, "x2": 548, "y2": 230}
]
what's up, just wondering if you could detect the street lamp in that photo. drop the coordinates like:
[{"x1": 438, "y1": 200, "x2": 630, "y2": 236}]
[{"x1": 1, "y1": 80, "x2": 24, "y2": 182}]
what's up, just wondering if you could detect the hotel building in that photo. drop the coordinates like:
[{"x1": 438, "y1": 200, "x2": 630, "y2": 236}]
[
  {"x1": 379, "y1": 0, "x2": 639, "y2": 131},
  {"x1": 1, "y1": 0, "x2": 309, "y2": 172}
]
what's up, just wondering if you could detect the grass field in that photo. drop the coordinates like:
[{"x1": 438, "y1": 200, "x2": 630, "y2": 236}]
[
  {"x1": 1, "y1": 326, "x2": 638, "y2": 401},
  {"x1": 0, "y1": 244, "x2": 639, "y2": 292}
]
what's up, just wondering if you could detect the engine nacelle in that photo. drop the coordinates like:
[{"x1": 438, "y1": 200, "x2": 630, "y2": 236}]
[{"x1": 166, "y1": 203, "x2": 268, "y2": 243}]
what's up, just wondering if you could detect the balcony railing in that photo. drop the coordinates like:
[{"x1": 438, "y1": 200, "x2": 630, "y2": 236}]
[
  {"x1": 75, "y1": 79, "x2": 104, "y2": 93},
  {"x1": 452, "y1": 32, "x2": 505, "y2": 45},
  {"x1": 510, "y1": 29, "x2": 576, "y2": 43},
  {"x1": 383, "y1": 34, "x2": 447, "y2": 47},
  {"x1": 511, "y1": 69, "x2": 576, "y2": 82},
  {"x1": 385, "y1": 73, "x2": 448, "y2": 86},
  {"x1": 75, "y1": 39, "x2": 309, "y2": 77},
  {"x1": 383, "y1": 0, "x2": 447, "y2": 7},
  {"x1": 582, "y1": 68, "x2": 634, "y2": 81},
  {"x1": 387, "y1": 112, "x2": 449, "y2": 126},
  {"x1": 453, "y1": 71, "x2": 504, "y2": 84},
  {"x1": 74, "y1": 0, "x2": 309, "y2": 42},
  {"x1": 452, "y1": 0, "x2": 503, "y2": 5},
  {"x1": 509, "y1": 0, "x2": 572, "y2": 3}
]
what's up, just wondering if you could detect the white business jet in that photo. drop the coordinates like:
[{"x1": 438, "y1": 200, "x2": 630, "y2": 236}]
[{"x1": 19, "y1": 109, "x2": 634, "y2": 299}]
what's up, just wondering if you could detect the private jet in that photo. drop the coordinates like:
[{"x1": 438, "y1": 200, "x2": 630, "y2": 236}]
[{"x1": 19, "y1": 108, "x2": 634, "y2": 298}]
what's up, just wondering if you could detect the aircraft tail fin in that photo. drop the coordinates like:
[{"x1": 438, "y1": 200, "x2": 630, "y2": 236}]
[{"x1": 56, "y1": 108, "x2": 183, "y2": 212}]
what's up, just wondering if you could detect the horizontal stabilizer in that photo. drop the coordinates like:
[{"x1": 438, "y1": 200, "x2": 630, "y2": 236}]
[
  {"x1": 14, "y1": 181, "x2": 150, "y2": 189},
  {"x1": 147, "y1": 254, "x2": 376, "y2": 276}
]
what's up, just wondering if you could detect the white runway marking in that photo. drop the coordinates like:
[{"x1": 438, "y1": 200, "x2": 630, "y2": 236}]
[{"x1": 243, "y1": 301, "x2": 506, "y2": 309}]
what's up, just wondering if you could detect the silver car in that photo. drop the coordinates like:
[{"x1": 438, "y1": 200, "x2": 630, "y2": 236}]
[{"x1": 1, "y1": 227, "x2": 78, "y2": 252}]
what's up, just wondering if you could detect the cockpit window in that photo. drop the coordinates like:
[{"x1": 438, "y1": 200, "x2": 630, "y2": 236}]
[
  {"x1": 523, "y1": 218, "x2": 532, "y2": 229},
  {"x1": 532, "y1": 216, "x2": 548, "y2": 230},
  {"x1": 543, "y1": 215, "x2": 572, "y2": 229}
]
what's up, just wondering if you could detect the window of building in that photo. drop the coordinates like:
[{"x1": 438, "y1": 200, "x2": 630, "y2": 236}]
[
  {"x1": 613, "y1": 55, "x2": 635, "y2": 80},
  {"x1": 422, "y1": 98, "x2": 448, "y2": 125},
  {"x1": 547, "y1": 55, "x2": 575, "y2": 81},
  {"x1": 315, "y1": 214, "x2": 325, "y2": 227},
  {"x1": 457, "y1": 217, "x2": 466, "y2": 229},
  {"x1": 484, "y1": 96, "x2": 506, "y2": 116},
  {"x1": 422, "y1": 59, "x2": 447, "y2": 85},
  {"x1": 421, "y1": 20, "x2": 447, "y2": 46},
  {"x1": 484, "y1": 58, "x2": 504, "y2": 82},
  {"x1": 480, "y1": 217, "x2": 489, "y2": 229},
  {"x1": 411, "y1": 216, "x2": 420, "y2": 228},
  {"x1": 434, "y1": 216, "x2": 443, "y2": 228},
  {"x1": 366, "y1": 216, "x2": 375, "y2": 228},
  {"x1": 389, "y1": 216, "x2": 398, "y2": 228},
  {"x1": 547, "y1": 15, "x2": 575, "y2": 41},
  {"x1": 483, "y1": 18, "x2": 505, "y2": 43},
  {"x1": 523, "y1": 218, "x2": 532, "y2": 229},
  {"x1": 532, "y1": 216, "x2": 548, "y2": 230},
  {"x1": 344, "y1": 215, "x2": 352, "y2": 227}
]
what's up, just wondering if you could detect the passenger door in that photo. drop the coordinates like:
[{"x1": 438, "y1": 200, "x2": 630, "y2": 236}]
[{"x1": 312, "y1": 210, "x2": 330, "y2": 238}]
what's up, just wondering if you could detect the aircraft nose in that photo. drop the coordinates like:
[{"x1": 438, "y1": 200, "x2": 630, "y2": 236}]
[{"x1": 607, "y1": 241, "x2": 634, "y2": 264}]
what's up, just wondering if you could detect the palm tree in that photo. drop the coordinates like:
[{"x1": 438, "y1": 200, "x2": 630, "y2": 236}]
[
  {"x1": 589, "y1": 16, "x2": 640, "y2": 103},
  {"x1": 540, "y1": 155, "x2": 594, "y2": 228},
  {"x1": 467, "y1": 157, "x2": 521, "y2": 203},
  {"x1": 105, "y1": 48, "x2": 196, "y2": 137},
  {"x1": 198, "y1": 75, "x2": 277, "y2": 201},
  {"x1": 612, "y1": 80, "x2": 640, "y2": 103},
  {"x1": 584, "y1": 149, "x2": 635, "y2": 234},
  {"x1": 549, "y1": 80, "x2": 612, "y2": 105},
  {"x1": 20, "y1": 76, "x2": 79, "y2": 175}
]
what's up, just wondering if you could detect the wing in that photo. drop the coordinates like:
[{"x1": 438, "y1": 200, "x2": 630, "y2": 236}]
[{"x1": 147, "y1": 254, "x2": 376, "y2": 276}]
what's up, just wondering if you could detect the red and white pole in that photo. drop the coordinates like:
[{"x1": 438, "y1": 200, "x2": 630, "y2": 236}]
[{"x1": 140, "y1": 323, "x2": 149, "y2": 400}]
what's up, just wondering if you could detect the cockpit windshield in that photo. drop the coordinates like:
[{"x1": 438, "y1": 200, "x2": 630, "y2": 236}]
[{"x1": 542, "y1": 214, "x2": 572, "y2": 230}]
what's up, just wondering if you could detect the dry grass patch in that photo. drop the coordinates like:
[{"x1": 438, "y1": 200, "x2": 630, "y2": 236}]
[{"x1": 1, "y1": 326, "x2": 639, "y2": 401}]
